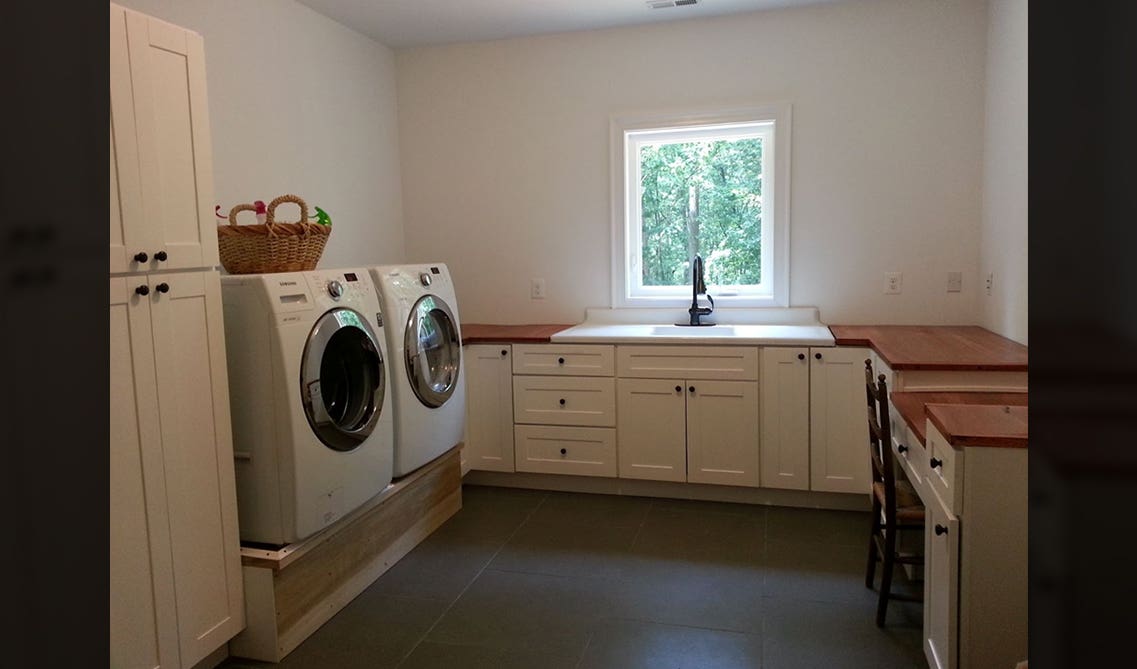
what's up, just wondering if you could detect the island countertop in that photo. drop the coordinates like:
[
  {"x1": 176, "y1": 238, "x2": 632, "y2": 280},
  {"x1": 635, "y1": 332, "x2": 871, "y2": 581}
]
[
  {"x1": 892, "y1": 391, "x2": 1029, "y2": 449},
  {"x1": 829, "y1": 325, "x2": 1027, "y2": 371}
]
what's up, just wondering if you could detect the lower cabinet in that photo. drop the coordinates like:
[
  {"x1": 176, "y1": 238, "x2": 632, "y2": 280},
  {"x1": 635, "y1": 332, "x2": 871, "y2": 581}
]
[
  {"x1": 463, "y1": 344, "x2": 515, "y2": 472},
  {"x1": 759, "y1": 348, "x2": 810, "y2": 490},
  {"x1": 924, "y1": 488, "x2": 960, "y2": 669},
  {"x1": 514, "y1": 424, "x2": 618, "y2": 477},
  {"x1": 615, "y1": 379, "x2": 687, "y2": 482},
  {"x1": 110, "y1": 272, "x2": 244, "y2": 668},
  {"x1": 808, "y1": 346, "x2": 872, "y2": 493}
]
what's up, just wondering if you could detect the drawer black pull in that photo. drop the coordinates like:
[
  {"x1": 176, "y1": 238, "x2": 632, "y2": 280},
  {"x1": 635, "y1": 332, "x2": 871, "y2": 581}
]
[
  {"x1": 897, "y1": 444, "x2": 909, "y2": 454},
  {"x1": 134, "y1": 284, "x2": 150, "y2": 296},
  {"x1": 154, "y1": 250, "x2": 168, "y2": 262},
  {"x1": 133, "y1": 252, "x2": 148, "y2": 263},
  {"x1": 560, "y1": 448, "x2": 567, "y2": 456},
  {"x1": 155, "y1": 282, "x2": 169, "y2": 294},
  {"x1": 675, "y1": 385, "x2": 682, "y2": 393},
  {"x1": 930, "y1": 457, "x2": 942, "y2": 469},
  {"x1": 797, "y1": 353, "x2": 805, "y2": 360},
  {"x1": 558, "y1": 357, "x2": 565, "y2": 364},
  {"x1": 934, "y1": 524, "x2": 948, "y2": 536},
  {"x1": 559, "y1": 398, "x2": 566, "y2": 406},
  {"x1": 501, "y1": 349, "x2": 508, "y2": 356}
]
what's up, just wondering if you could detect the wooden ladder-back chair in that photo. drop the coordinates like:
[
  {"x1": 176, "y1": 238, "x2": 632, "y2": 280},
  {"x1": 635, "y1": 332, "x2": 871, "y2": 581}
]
[{"x1": 863, "y1": 359, "x2": 925, "y2": 626}]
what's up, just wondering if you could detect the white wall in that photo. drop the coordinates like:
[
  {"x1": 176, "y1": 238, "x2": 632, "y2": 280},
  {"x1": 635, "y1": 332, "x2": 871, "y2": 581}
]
[
  {"x1": 115, "y1": 0, "x2": 405, "y2": 268},
  {"x1": 396, "y1": 0, "x2": 989, "y2": 325},
  {"x1": 979, "y1": 0, "x2": 1028, "y2": 344}
]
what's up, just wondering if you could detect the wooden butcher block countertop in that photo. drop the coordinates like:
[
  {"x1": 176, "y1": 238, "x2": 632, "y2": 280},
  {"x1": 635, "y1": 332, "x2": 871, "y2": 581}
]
[
  {"x1": 461, "y1": 323, "x2": 574, "y2": 344},
  {"x1": 892, "y1": 391, "x2": 1029, "y2": 449},
  {"x1": 829, "y1": 325, "x2": 1028, "y2": 371}
]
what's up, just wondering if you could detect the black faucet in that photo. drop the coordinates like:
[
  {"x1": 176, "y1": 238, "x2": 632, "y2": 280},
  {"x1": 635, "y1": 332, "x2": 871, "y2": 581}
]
[{"x1": 687, "y1": 255, "x2": 715, "y2": 326}]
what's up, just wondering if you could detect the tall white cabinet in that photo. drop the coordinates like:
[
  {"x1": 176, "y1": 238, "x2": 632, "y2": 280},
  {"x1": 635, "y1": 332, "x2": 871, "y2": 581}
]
[{"x1": 110, "y1": 4, "x2": 244, "y2": 668}]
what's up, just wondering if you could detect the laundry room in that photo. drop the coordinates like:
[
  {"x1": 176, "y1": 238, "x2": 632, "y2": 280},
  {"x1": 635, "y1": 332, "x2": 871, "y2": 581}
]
[{"x1": 107, "y1": 1, "x2": 1058, "y2": 668}]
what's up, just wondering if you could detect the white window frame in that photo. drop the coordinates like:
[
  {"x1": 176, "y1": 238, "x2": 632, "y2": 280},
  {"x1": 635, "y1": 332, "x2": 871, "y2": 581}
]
[{"x1": 611, "y1": 103, "x2": 791, "y2": 309}]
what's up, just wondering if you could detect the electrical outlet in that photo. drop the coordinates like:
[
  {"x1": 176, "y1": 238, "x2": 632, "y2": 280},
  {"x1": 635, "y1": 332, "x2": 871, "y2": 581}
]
[
  {"x1": 884, "y1": 272, "x2": 902, "y2": 294},
  {"x1": 530, "y1": 278, "x2": 546, "y2": 299},
  {"x1": 947, "y1": 272, "x2": 962, "y2": 293},
  {"x1": 985, "y1": 272, "x2": 993, "y2": 296}
]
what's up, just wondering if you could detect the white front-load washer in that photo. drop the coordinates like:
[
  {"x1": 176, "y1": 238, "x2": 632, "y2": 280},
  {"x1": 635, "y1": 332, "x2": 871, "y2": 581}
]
[
  {"x1": 367, "y1": 264, "x2": 466, "y2": 477},
  {"x1": 220, "y1": 268, "x2": 393, "y2": 546}
]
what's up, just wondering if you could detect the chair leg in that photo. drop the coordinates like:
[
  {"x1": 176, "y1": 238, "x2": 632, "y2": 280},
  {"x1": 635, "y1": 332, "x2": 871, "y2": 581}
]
[
  {"x1": 865, "y1": 498, "x2": 881, "y2": 589},
  {"x1": 876, "y1": 524, "x2": 896, "y2": 627}
]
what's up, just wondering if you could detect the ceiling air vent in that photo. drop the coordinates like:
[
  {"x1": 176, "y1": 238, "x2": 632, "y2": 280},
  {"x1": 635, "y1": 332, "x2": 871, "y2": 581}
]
[{"x1": 647, "y1": 0, "x2": 698, "y2": 9}]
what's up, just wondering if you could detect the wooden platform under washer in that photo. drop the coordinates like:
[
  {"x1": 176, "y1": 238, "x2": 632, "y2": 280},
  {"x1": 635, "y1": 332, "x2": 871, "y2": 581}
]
[{"x1": 229, "y1": 445, "x2": 463, "y2": 662}]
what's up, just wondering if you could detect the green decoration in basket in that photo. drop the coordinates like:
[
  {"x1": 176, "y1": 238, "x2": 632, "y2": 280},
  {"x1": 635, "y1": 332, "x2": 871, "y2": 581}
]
[{"x1": 312, "y1": 206, "x2": 332, "y2": 226}]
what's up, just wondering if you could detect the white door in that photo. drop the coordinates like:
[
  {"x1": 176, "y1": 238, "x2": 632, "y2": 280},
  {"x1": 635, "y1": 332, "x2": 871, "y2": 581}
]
[
  {"x1": 686, "y1": 380, "x2": 760, "y2": 487},
  {"x1": 148, "y1": 270, "x2": 243, "y2": 666},
  {"x1": 809, "y1": 347, "x2": 871, "y2": 494},
  {"x1": 924, "y1": 493, "x2": 960, "y2": 669},
  {"x1": 124, "y1": 8, "x2": 217, "y2": 271},
  {"x1": 110, "y1": 277, "x2": 181, "y2": 669},
  {"x1": 616, "y1": 378, "x2": 687, "y2": 482},
  {"x1": 109, "y1": 5, "x2": 151, "y2": 275},
  {"x1": 464, "y1": 345, "x2": 516, "y2": 472},
  {"x1": 759, "y1": 347, "x2": 810, "y2": 490}
]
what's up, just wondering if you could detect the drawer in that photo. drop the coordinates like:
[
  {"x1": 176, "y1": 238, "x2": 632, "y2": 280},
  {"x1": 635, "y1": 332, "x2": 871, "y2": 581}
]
[
  {"x1": 891, "y1": 417, "x2": 928, "y2": 498},
  {"x1": 514, "y1": 425, "x2": 617, "y2": 477},
  {"x1": 513, "y1": 375, "x2": 616, "y2": 427},
  {"x1": 616, "y1": 345, "x2": 758, "y2": 380},
  {"x1": 512, "y1": 344, "x2": 614, "y2": 376},
  {"x1": 925, "y1": 422, "x2": 963, "y2": 515}
]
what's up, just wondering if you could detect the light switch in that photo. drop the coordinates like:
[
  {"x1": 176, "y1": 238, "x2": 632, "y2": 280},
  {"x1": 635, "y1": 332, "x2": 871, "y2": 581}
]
[{"x1": 947, "y1": 272, "x2": 962, "y2": 292}]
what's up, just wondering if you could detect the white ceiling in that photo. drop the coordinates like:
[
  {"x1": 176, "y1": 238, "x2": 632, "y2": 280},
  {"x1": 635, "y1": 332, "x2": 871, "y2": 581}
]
[{"x1": 295, "y1": 0, "x2": 844, "y2": 49}]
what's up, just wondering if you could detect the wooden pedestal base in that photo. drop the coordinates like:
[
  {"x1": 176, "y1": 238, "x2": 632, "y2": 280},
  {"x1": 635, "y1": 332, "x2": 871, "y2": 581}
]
[{"x1": 229, "y1": 446, "x2": 463, "y2": 662}]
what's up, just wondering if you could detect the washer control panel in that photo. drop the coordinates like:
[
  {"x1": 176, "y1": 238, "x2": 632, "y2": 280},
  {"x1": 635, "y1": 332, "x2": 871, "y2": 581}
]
[{"x1": 305, "y1": 269, "x2": 379, "y2": 311}]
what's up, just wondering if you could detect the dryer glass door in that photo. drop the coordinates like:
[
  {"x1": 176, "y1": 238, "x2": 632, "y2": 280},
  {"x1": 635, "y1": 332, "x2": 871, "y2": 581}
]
[
  {"x1": 301, "y1": 307, "x2": 386, "y2": 452},
  {"x1": 404, "y1": 294, "x2": 460, "y2": 408}
]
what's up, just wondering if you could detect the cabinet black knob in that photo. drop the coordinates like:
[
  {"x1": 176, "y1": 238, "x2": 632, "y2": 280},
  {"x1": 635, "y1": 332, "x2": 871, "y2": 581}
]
[
  {"x1": 934, "y1": 524, "x2": 948, "y2": 536},
  {"x1": 560, "y1": 448, "x2": 567, "y2": 456},
  {"x1": 135, "y1": 284, "x2": 150, "y2": 296},
  {"x1": 558, "y1": 357, "x2": 565, "y2": 364},
  {"x1": 501, "y1": 349, "x2": 508, "y2": 356},
  {"x1": 675, "y1": 385, "x2": 682, "y2": 393},
  {"x1": 133, "y1": 252, "x2": 148, "y2": 263},
  {"x1": 154, "y1": 250, "x2": 168, "y2": 262},
  {"x1": 930, "y1": 457, "x2": 942, "y2": 469},
  {"x1": 559, "y1": 398, "x2": 566, "y2": 406},
  {"x1": 797, "y1": 353, "x2": 805, "y2": 360},
  {"x1": 897, "y1": 444, "x2": 909, "y2": 454},
  {"x1": 156, "y1": 282, "x2": 169, "y2": 294},
  {"x1": 688, "y1": 386, "x2": 695, "y2": 394},
  {"x1": 815, "y1": 352, "x2": 822, "y2": 360}
]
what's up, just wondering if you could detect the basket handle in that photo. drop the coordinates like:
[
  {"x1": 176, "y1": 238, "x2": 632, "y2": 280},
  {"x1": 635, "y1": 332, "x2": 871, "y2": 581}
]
[
  {"x1": 227, "y1": 203, "x2": 259, "y2": 226},
  {"x1": 266, "y1": 194, "x2": 309, "y2": 226}
]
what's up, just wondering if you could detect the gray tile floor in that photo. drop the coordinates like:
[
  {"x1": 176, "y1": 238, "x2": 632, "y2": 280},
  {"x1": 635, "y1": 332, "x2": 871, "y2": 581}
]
[{"x1": 221, "y1": 485, "x2": 925, "y2": 669}]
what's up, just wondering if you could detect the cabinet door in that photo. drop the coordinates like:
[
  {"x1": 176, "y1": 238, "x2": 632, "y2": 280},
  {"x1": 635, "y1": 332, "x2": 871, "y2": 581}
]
[
  {"x1": 148, "y1": 270, "x2": 242, "y2": 666},
  {"x1": 809, "y1": 347, "x2": 871, "y2": 493},
  {"x1": 110, "y1": 5, "x2": 150, "y2": 275},
  {"x1": 759, "y1": 347, "x2": 810, "y2": 490},
  {"x1": 616, "y1": 378, "x2": 687, "y2": 482},
  {"x1": 110, "y1": 278, "x2": 180, "y2": 669},
  {"x1": 464, "y1": 345, "x2": 515, "y2": 472},
  {"x1": 924, "y1": 493, "x2": 960, "y2": 669},
  {"x1": 686, "y1": 380, "x2": 760, "y2": 487},
  {"x1": 125, "y1": 8, "x2": 217, "y2": 271}
]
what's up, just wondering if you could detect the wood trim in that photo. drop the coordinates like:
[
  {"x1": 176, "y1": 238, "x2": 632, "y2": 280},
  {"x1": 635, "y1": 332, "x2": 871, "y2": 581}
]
[{"x1": 230, "y1": 447, "x2": 462, "y2": 662}]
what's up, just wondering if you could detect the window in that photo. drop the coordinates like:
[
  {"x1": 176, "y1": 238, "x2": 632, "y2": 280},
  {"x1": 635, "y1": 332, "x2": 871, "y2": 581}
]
[{"x1": 611, "y1": 104, "x2": 790, "y2": 308}]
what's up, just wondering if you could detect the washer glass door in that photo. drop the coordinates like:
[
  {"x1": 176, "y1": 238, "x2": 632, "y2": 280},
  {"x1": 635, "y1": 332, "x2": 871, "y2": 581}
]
[
  {"x1": 404, "y1": 295, "x2": 460, "y2": 408},
  {"x1": 301, "y1": 307, "x2": 385, "y2": 451}
]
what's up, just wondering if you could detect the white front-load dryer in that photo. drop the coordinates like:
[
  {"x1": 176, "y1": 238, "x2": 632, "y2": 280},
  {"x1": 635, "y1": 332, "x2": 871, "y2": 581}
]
[
  {"x1": 368, "y1": 264, "x2": 466, "y2": 477},
  {"x1": 221, "y1": 268, "x2": 394, "y2": 546}
]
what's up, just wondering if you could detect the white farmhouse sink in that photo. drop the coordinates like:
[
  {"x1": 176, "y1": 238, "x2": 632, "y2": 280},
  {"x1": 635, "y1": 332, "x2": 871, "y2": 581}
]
[{"x1": 649, "y1": 324, "x2": 737, "y2": 336}]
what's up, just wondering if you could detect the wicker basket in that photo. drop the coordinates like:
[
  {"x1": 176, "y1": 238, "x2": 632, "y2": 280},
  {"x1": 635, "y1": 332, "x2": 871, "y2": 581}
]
[{"x1": 217, "y1": 194, "x2": 330, "y2": 274}]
